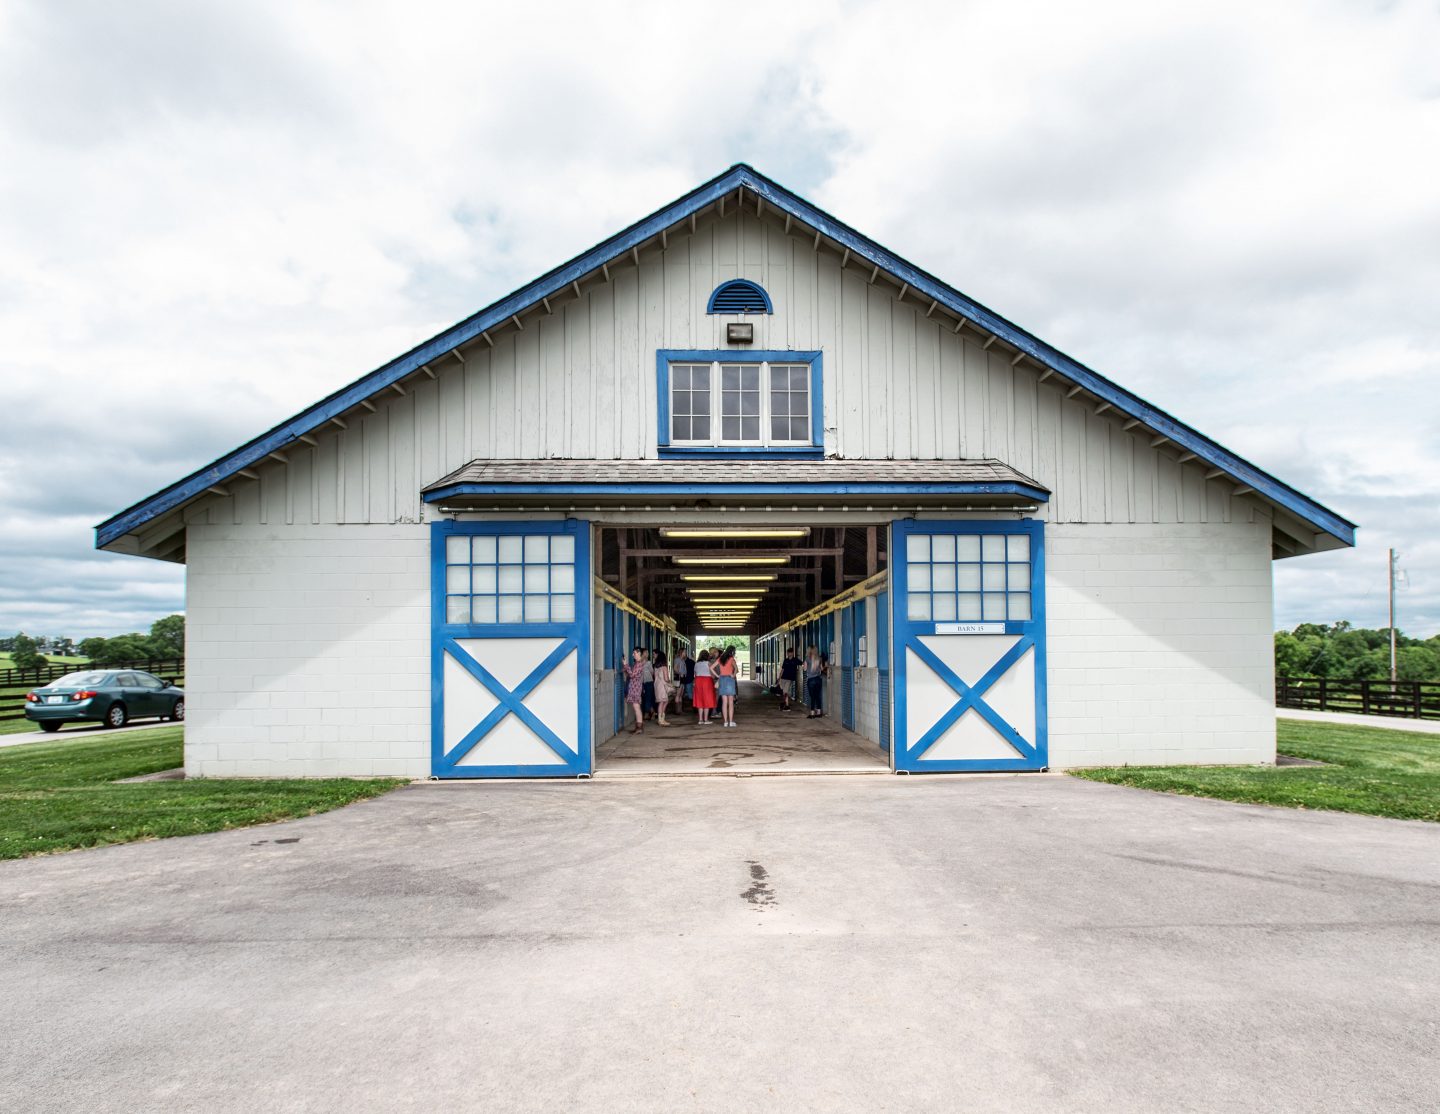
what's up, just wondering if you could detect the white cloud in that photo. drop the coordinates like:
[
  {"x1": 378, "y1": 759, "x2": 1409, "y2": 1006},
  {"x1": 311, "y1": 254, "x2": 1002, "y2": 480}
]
[{"x1": 0, "y1": 0, "x2": 1435, "y2": 637}]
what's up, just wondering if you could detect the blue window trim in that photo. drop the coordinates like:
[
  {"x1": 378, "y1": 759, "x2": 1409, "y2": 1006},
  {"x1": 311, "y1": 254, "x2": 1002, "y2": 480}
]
[
  {"x1": 97, "y1": 163, "x2": 1354, "y2": 551},
  {"x1": 891, "y1": 518, "x2": 1047, "y2": 773},
  {"x1": 655, "y1": 349, "x2": 823, "y2": 456},
  {"x1": 430, "y1": 518, "x2": 591, "y2": 779},
  {"x1": 706, "y1": 279, "x2": 773, "y2": 314}
]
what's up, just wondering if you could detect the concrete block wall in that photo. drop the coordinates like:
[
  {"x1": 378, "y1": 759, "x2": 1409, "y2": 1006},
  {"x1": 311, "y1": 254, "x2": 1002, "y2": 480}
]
[
  {"x1": 855, "y1": 667, "x2": 883, "y2": 751},
  {"x1": 1044, "y1": 521, "x2": 1276, "y2": 768},
  {"x1": 185, "y1": 522, "x2": 430, "y2": 778}
]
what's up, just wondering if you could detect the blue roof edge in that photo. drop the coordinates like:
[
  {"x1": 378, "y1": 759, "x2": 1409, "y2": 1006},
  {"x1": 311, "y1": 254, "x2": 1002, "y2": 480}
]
[{"x1": 95, "y1": 163, "x2": 1356, "y2": 551}]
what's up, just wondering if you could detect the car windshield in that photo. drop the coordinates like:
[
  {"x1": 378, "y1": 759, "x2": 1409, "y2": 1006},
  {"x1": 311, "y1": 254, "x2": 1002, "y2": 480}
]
[{"x1": 49, "y1": 672, "x2": 111, "y2": 688}]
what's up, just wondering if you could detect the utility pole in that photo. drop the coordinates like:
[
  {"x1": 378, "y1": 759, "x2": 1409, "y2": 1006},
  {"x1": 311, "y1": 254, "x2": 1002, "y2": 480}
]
[{"x1": 1388, "y1": 548, "x2": 1398, "y2": 683}]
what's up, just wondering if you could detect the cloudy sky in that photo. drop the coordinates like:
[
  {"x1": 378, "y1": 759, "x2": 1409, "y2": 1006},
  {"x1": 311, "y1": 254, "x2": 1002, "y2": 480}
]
[{"x1": 1, "y1": 0, "x2": 1436, "y2": 640}]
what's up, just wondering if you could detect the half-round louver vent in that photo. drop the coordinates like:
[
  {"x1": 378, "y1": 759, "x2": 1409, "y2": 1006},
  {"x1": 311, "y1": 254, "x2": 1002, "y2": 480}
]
[{"x1": 706, "y1": 279, "x2": 773, "y2": 315}]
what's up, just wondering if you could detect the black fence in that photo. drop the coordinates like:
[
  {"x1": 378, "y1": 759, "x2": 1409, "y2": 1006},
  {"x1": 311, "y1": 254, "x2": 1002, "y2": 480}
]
[
  {"x1": 1276, "y1": 677, "x2": 1440, "y2": 721},
  {"x1": 0, "y1": 658, "x2": 185, "y2": 724}
]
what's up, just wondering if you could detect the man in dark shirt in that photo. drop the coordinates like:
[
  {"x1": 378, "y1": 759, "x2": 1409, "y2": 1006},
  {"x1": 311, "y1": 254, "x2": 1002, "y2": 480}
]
[{"x1": 779, "y1": 647, "x2": 801, "y2": 711}]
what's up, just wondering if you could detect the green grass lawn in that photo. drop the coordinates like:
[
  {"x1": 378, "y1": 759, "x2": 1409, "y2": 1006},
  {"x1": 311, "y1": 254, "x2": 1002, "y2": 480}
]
[
  {"x1": 1071, "y1": 719, "x2": 1440, "y2": 822},
  {"x1": 0, "y1": 727, "x2": 407, "y2": 860}
]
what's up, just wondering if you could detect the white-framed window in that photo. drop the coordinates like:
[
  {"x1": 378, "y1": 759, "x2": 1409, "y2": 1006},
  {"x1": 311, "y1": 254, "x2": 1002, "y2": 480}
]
[{"x1": 668, "y1": 360, "x2": 811, "y2": 447}]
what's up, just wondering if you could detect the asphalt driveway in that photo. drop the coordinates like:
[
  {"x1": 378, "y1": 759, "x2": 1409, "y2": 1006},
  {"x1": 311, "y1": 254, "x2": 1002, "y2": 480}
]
[{"x1": 1, "y1": 775, "x2": 1437, "y2": 1113}]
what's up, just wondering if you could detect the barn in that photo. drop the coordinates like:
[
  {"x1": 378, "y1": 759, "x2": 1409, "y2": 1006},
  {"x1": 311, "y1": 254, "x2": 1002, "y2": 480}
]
[{"x1": 96, "y1": 165, "x2": 1355, "y2": 779}]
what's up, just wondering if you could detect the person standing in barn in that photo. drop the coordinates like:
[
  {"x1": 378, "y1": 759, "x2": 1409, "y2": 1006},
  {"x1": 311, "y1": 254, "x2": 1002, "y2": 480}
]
[
  {"x1": 672, "y1": 646, "x2": 692, "y2": 714},
  {"x1": 779, "y1": 645, "x2": 801, "y2": 711},
  {"x1": 624, "y1": 647, "x2": 647, "y2": 734},
  {"x1": 692, "y1": 649, "x2": 717, "y2": 725},
  {"x1": 653, "y1": 651, "x2": 672, "y2": 727},
  {"x1": 803, "y1": 644, "x2": 827, "y2": 718}
]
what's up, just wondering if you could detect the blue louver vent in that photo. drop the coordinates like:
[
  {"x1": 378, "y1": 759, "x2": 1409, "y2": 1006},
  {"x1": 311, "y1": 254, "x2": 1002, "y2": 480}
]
[{"x1": 706, "y1": 279, "x2": 773, "y2": 315}]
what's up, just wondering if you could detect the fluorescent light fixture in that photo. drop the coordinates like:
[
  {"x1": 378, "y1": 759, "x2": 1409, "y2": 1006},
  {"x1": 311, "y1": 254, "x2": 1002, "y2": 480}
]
[
  {"x1": 672, "y1": 557, "x2": 789, "y2": 566},
  {"x1": 687, "y1": 588, "x2": 766, "y2": 595},
  {"x1": 682, "y1": 574, "x2": 777, "y2": 582},
  {"x1": 690, "y1": 599, "x2": 761, "y2": 605},
  {"x1": 661, "y1": 528, "x2": 810, "y2": 539}
]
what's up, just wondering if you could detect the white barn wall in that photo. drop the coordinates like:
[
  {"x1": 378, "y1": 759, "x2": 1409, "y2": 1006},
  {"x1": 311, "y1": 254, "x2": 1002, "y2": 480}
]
[
  {"x1": 192, "y1": 207, "x2": 1252, "y2": 537},
  {"x1": 185, "y1": 522, "x2": 430, "y2": 778},
  {"x1": 1044, "y1": 519, "x2": 1276, "y2": 768}
]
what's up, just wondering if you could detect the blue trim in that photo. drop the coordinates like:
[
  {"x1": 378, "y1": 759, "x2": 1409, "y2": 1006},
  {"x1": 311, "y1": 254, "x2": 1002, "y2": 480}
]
[
  {"x1": 706, "y1": 279, "x2": 773, "y2": 314},
  {"x1": 656, "y1": 446, "x2": 825, "y2": 459},
  {"x1": 430, "y1": 518, "x2": 591, "y2": 779},
  {"x1": 98, "y1": 163, "x2": 1354, "y2": 550},
  {"x1": 655, "y1": 349, "x2": 823, "y2": 453},
  {"x1": 425, "y1": 480, "x2": 1051, "y2": 502},
  {"x1": 891, "y1": 519, "x2": 1048, "y2": 773}
]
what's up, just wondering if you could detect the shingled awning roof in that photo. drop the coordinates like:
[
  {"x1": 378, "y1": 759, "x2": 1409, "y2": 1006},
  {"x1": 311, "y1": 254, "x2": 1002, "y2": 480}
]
[{"x1": 422, "y1": 458, "x2": 1050, "y2": 505}]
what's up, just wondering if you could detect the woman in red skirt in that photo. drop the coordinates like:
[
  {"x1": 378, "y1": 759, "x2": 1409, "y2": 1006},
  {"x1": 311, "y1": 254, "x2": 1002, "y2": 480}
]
[{"x1": 692, "y1": 649, "x2": 717, "y2": 725}]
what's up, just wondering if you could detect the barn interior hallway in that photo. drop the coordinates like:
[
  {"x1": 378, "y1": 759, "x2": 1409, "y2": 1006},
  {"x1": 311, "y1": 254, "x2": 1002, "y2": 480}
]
[{"x1": 594, "y1": 680, "x2": 889, "y2": 777}]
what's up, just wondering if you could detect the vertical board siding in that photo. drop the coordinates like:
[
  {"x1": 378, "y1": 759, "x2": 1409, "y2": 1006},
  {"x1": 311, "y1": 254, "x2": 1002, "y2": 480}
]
[{"x1": 213, "y1": 208, "x2": 1240, "y2": 530}]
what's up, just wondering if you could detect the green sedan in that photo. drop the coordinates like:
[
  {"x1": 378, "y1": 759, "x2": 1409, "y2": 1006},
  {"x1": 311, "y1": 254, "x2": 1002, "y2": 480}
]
[{"x1": 24, "y1": 670, "x2": 185, "y2": 732}]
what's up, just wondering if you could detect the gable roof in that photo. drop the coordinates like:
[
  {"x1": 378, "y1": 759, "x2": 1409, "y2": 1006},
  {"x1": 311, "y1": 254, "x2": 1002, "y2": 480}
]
[{"x1": 95, "y1": 163, "x2": 1356, "y2": 552}]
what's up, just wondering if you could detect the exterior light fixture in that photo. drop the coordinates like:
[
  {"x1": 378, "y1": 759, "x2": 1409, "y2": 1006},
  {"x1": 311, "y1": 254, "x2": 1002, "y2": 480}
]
[
  {"x1": 725, "y1": 322, "x2": 754, "y2": 344},
  {"x1": 661, "y1": 528, "x2": 809, "y2": 540}
]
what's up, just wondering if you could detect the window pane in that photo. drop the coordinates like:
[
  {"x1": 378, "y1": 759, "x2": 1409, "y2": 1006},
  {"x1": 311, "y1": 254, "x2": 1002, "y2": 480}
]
[
  {"x1": 741, "y1": 392, "x2": 758, "y2": 416},
  {"x1": 498, "y1": 536, "x2": 522, "y2": 563},
  {"x1": 741, "y1": 417, "x2": 759, "y2": 440},
  {"x1": 982, "y1": 536, "x2": 1005, "y2": 562},
  {"x1": 522, "y1": 535, "x2": 546, "y2": 562},
  {"x1": 982, "y1": 592, "x2": 1006, "y2": 619},
  {"x1": 472, "y1": 596, "x2": 498, "y2": 624},
  {"x1": 722, "y1": 365, "x2": 740, "y2": 390},
  {"x1": 721, "y1": 391, "x2": 740, "y2": 417},
  {"x1": 790, "y1": 417, "x2": 809, "y2": 440},
  {"x1": 498, "y1": 596, "x2": 524, "y2": 623},
  {"x1": 932, "y1": 535, "x2": 955, "y2": 561},
  {"x1": 1008, "y1": 563, "x2": 1030, "y2": 590},
  {"x1": 551, "y1": 565, "x2": 575, "y2": 592},
  {"x1": 982, "y1": 565, "x2": 1006, "y2": 591},
  {"x1": 771, "y1": 416, "x2": 789, "y2": 440},
  {"x1": 907, "y1": 535, "x2": 929, "y2": 562},
  {"x1": 957, "y1": 565, "x2": 982, "y2": 591},
  {"x1": 932, "y1": 594, "x2": 957, "y2": 621},
  {"x1": 909, "y1": 564, "x2": 931, "y2": 590},
  {"x1": 550, "y1": 535, "x2": 575, "y2": 563},
  {"x1": 446, "y1": 536, "x2": 469, "y2": 564},
  {"x1": 693, "y1": 416, "x2": 710, "y2": 440},
  {"x1": 473, "y1": 565, "x2": 497, "y2": 593},
  {"x1": 673, "y1": 416, "x2": 691, "y2": 440},
  {"x1": 791, "y1": 366, "x2": 808, "y2": 389},
  {"x1": 551, "y1": 595, "x2": 575, "y2": 622},
  {"x1": 1008, "y1": 594, "x2": 1032, "y2": 621},
  {"x1": 907, "y1": 593, "x2": 931, "y2": 621},
  {"x1": 722, "y1": 416, "x2": 740, "y2": 440},
  {"x1": 741, "y1": 366, "x2": 759, "y2": 389},
  {"x1": 1008, "y1": 535, "x2": 1030, "y2": 562},
  {"x1": 498, "y1": 566, "x2": 523, "y2": 593},
  {"x1": 524, "y1": 596, "x2": 549, "y2": 623},
  {"x1": 957, "y1": 594, "x2": 982, "y2": 620},
  {"x1": 524, "y1": 566, "x2": 548, "y2": 592},
  {"x1": 955, "y1": 536, "x2": 980, "y2": 561},
  {"x1": 932, "y1": 564, "x2": 956, "y2": 591},
  {"x1": 446, "y1": 596, "x2": 470, "y2": 623},
  {"x1": 446, "y1": 566, "x2": 469, "y2": 593},
  {"x1": 770, "y1": 389, "x2": 786, "y2": 413}
]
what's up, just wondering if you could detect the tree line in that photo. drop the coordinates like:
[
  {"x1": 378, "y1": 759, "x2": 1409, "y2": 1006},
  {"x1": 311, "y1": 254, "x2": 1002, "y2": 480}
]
[
  {"x1": 4, "y1": 616, "x2": 184, "y2": 671},
  {"x1": 1275, "y1": 623, "x2": 1440, "y2": 682}
]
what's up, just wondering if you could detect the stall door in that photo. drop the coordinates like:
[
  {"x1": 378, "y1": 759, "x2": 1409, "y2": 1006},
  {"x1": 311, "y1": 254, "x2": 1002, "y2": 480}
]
[
  {"x1": 892, "y1": 520, "x2": 1046, "y2": 772},
  {"x1": 839, "y1": 605, "x2": 856, "y2": 730},
  {"x1": 432, "y1": 520, "x2": 591, "y2": 778}
]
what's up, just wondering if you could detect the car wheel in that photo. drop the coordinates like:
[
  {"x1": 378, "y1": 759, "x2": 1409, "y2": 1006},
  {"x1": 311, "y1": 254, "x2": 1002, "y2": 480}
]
[
  {"x1": 104, "y1": 703, "x2": 128, "y2": 729},
  {"x1": 40, "y1": 722, "x2": 61, "y2": 733},
  {"x1": 170, "y1": 698, "x2": 185, "y2": 722}
]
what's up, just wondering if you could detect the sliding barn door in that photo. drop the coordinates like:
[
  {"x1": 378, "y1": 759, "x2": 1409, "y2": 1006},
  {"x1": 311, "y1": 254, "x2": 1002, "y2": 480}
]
[
  {"x1": 892, "y1": 520, "x2": 1047, "y2": 772},
  {"x1": 431, "y1": 520, "x2": 591, "y2": 778}
]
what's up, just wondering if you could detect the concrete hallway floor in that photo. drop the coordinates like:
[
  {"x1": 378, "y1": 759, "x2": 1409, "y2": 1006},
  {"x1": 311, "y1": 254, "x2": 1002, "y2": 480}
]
[{"x1": 594, "y1": 680, "x2": 889, "y2": 775}]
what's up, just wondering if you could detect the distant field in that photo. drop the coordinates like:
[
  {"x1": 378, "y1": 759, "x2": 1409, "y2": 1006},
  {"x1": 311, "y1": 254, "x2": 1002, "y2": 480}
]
[{"x1": 0, "y1": 653, "x2": 90, "y2": 669}]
